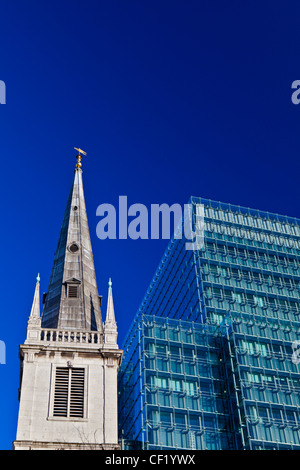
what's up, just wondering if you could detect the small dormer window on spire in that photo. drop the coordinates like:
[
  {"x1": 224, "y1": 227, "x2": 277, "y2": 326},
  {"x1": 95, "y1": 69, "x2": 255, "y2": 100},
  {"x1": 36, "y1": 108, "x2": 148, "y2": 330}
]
[
  {"x1": 68, "y1": 285, "x2": 78, "y2": 298},
  {"x1": 64, "y1": 278, "x2": 81, "y2": 299}
]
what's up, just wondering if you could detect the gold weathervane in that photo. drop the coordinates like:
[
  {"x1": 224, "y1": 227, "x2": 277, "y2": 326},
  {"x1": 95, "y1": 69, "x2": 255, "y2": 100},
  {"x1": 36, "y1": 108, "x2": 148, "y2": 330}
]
[{"x1": 74, "y1": 147, "x2": 87, "y2": 169}]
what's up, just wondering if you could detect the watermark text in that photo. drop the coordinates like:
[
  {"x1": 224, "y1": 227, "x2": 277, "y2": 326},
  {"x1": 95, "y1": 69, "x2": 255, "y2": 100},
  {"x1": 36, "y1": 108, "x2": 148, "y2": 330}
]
[
  {"x1": 0, "y1": 340, "x2": 6, "y2": 364},
  {"x1": 0, "y1": 81, "x2": 6, "y2": 104},
  {"x1": 292, "y1": 340, "x2": 300, "y2": 365},
  {"x1": 96, "y1": 197, "x2": 204, "y2": 251}
]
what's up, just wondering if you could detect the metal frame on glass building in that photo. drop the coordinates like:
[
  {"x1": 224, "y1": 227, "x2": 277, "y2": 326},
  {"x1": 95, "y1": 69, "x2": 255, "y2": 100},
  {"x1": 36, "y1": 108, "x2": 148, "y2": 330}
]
[{"x1": 118, "y1": 197, "x2": 300, "y2": 450}]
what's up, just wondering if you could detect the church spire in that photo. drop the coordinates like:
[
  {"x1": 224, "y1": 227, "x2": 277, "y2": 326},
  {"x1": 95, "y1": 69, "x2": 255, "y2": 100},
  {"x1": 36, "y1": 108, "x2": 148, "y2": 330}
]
[
  {"x1": 41, "y1": 151, "x2": 103, "y2": 331},
  {"x1": 14, "y1": 150, "x2": 122, "y2": 451}
]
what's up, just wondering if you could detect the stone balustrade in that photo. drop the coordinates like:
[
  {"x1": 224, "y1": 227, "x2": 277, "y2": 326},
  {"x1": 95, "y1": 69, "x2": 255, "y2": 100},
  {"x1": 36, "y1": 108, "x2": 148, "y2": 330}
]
[{"x1": 39, "y1": 329, "x2": 102, "y2": 346}]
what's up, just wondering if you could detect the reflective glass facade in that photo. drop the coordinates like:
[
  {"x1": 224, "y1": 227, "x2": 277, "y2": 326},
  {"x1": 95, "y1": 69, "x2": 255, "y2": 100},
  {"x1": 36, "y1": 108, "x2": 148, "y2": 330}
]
[{"x1": 118, "y1": 198, "x2": 300, "y2": 449}]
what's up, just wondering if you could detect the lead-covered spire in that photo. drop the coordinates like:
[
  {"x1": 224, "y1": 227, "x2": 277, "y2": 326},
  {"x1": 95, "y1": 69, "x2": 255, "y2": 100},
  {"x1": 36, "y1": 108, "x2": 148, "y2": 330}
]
[{"x1": 41, "y1": 153, "x2": 103, "y2": 332}]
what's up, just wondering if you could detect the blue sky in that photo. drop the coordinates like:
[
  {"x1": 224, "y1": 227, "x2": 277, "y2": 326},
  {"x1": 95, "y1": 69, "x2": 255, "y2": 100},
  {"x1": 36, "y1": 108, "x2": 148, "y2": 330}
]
[{"x1": 0, "y1": 0, "x2": 300, "y2": 449}]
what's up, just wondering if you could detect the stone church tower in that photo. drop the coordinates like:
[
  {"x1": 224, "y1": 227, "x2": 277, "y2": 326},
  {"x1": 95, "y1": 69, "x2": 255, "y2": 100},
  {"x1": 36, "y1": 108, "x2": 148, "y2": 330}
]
[{"x1": 13, "y1": 151, "x2": 122, "y2": 450}]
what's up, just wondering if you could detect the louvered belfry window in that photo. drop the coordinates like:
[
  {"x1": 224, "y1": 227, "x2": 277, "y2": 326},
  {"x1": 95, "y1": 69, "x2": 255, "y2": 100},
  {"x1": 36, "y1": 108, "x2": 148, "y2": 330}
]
[
  {"x1": 68, "y1": 284, "x2": 78, "y2": 298},
  {"x1": 53, "y1": 367, "x2": 85, "y2": 418}
]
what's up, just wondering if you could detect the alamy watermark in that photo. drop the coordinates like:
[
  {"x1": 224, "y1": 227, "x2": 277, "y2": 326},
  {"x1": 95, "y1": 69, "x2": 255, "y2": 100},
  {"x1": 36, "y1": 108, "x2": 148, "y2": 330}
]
[
  {"x1": 0, "y1": 80, "x2": 6, "y2": 104},
  {"x1": 0, "y1": 340, "x2": 6, "y2": 364},
  {"x1": 96, "y1": 197, "x2": 204, "y2": 251},
  {"x1": 292, "y1": 340, "x2": 300, "y2": 365}
]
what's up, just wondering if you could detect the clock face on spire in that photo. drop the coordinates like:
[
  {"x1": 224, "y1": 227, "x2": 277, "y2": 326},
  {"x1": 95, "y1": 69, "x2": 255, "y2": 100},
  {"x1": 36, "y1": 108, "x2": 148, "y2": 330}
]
[{"x1": 68, "y1": 243, "x2": 79, "y2": 253}]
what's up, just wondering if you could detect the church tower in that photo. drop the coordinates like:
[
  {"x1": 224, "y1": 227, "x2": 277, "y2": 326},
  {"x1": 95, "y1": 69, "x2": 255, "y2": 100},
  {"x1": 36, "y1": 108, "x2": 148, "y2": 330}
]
[{"x1": 13, "y1": 151, "x2": 122, "y2": 450}]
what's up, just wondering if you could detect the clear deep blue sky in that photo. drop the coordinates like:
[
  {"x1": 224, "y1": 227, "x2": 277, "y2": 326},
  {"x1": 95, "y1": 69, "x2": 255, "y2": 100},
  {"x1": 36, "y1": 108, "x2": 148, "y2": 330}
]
[{"x1": 0, "y1": 0, "x2": 300, "y2": 449}]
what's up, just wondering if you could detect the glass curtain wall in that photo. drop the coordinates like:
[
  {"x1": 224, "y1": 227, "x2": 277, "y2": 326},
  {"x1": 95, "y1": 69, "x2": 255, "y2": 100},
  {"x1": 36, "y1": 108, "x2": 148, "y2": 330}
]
[{"x1": 119, "y1": 197, "x2": 300, "y2": 449}]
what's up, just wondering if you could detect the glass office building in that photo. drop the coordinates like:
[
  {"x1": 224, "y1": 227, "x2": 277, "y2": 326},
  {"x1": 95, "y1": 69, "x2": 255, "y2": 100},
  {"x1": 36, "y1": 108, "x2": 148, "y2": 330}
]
[{"x1": 118, "y1": 197, "x2": 300, "y2": 450}]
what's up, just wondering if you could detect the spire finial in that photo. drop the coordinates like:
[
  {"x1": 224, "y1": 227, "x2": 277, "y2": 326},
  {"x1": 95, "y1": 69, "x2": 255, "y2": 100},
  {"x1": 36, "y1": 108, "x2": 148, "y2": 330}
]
[
  {"x1": 36, "y1": 273, "x2": 40, "y2": 284},
  {"x1": 108, "y1": 278, "x2": 112, "y2": 288},
  {"x1": 74, "y1": 147, "x2": 87, "y2": 169}
]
